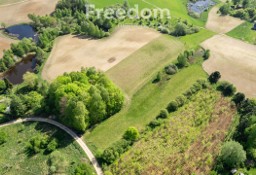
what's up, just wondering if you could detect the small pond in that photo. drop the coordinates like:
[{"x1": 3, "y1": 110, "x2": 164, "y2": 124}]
[
  {"x1": 188, "y1": 0, "x2": 216, "y2": 15},
  {"x1": 4, "y1": 24, "x2": 38, "y2": 84}
]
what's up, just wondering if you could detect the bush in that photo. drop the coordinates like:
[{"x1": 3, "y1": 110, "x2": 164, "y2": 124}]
[
  {"x1": 148, "y1": 119, "x2": 163, "y2": 129},
  {"x1": 101, "y1": 139, "x2": 131, "y2": 164},
  {"x1": 46, "y1": 139, "x2": 58, "y2": 153},
  {"x1": 164, "y1": 64, "x2": 178, "y2": 75},
  {"x1": 123, "y1": 127, "x2": 140, "y2": 142},
  {"x1": 219, "y1": 141, "x2": 246, "y2": 169},
  {"x1": 158, "y1": 109, "x2": 168, "y2": 119},
  {"x1": 167, "y1": 101, "x2": 178, "y2": 112},
  {"x1": 203, "y1": 49, "x2": 210, "y2": 60},
  {"x1": 49, "y1": 151, "x2": 68, "y2": 173},
  {"x1": 208, "y1": 71, "x2": 221, "y2": 84},
  {"x1": 218, "y1": 81, "x2": 236, "y2": 96},
  {"x1": 232, "y1": 92, "x2": 245, "y2": 105},
  {"x1": 73, "y1": 163, "x2": 94, "y2": 175},
  {"x1": 219, "y1": 4, "x2": 230, "y2": 15},
  {"x1": 0, "y1": 131, "x2": 7, "y2": 145},
  {"x1": 27, "y1": 134, "x2": 49, "y2": 154},
  {"x1": 175, "y1": 96, "x2": 186, "y2": 107}
]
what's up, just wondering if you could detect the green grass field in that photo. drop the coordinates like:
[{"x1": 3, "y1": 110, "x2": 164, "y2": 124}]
[
  {"x1": 89, "y1": 0, "x2": 206, "y2": 26},
  {"x1": 106, "y1": 35, "x2": 184, "y2": 96},
  {"x1": 85, "y1": 63, "x2": 207, "y2": 151},
  {"x1": 0, "y1": 122, "x2": 95, "y2": 175},
  {"x1": 227, "y1": 22, "x2": 256, "y2": 45}
]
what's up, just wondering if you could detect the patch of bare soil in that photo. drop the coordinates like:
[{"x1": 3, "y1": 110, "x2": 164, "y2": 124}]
[
  {"x1": 42, "y1": 26, "x2": 161, "y2": 81},
  {"x1": 202, "y1": 34, "x2": 256, "y2": 98},
  {"x1": 206, "y1": 6, "x2": 244, "y2": 33},
  {"x1": 0, "y1": 0, "x2": 59, "y2": 25}
]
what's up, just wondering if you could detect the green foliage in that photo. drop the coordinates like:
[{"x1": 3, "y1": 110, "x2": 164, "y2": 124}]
[
  {"x1": 208, "y1": 71, "x2": 221, "y2": 84},
  {"x1": 0, "y1": 80, "x2": 7, "y2": 94},
  {"x1": 73, "y1": 163, "x2": 94, "y2": 175},
  {"x1": 219, "y1": 141, "x2": 246, "y2": 168},
  {"x1": 101, "y1": 139, "x2": 131, "y2": 164},
  {"x1": 217, "y1": 81, "x2": 237, "y2": 96},
  {"x1": 219, "y1": 4, "x2": 230, "y2": 15},
  {"x1": 177, "y1": 53, "x2": 189, "y2": 68},
  {"x1": 26, "y1": 134, "x2": 51, "y2": 154},
  {"x1": 203, "y1": 49, "x2": 210, "y2": 60},
  {"x1": 0, "y1": 131, "x2": 7, "y2": 145},
  {"x1": 164, "y1": 64, "x2": 178, "y2": 75},
  {"x1": 158, "y1": 109, "x2": 169, "y2": 119},
  {"x1": 123, "y1": 127, "x2": 140, "y2": 142},
  {"x1": 232, "y1": 92, "x2": 246, "y2": 105},
  {"x1": 167, "y1": 100, "x2": 179, "y2": 112},
  {"x1": 48, "y1": 68, "x2": 124, "y2": 131}
]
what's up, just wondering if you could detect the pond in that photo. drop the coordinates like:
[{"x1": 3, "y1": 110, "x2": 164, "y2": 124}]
[
  {"x1": 188, "y1": 0, "x2": 215, "y2": 15},
  {"x1": 4, "y1": 24, "x2": 37, "y2": 84}
]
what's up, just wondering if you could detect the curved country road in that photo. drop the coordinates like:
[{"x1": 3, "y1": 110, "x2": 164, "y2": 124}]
[{"x1": 0, "y1": 117, "x2": 103, "y2": 175}]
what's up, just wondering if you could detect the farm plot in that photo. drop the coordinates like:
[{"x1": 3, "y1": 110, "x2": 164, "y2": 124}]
[
  {"x1": 202, "y1": 34, "x2": 256, "y2": 98},
  {"x1": 0, "y1": 33, "x2": 17, "y2": 58},
  {"x1": 206, "y1": 6, "x2": 244, "y2": 33},
  {"x1": 42, "y1": 26, "x2": 161, "y2": 82},
  {"x1": 105, "y1": 89, "x2": 235, "y2": 175},
  {"x1": 0, "y1": 0, "x2": 59, "y2": 25}
]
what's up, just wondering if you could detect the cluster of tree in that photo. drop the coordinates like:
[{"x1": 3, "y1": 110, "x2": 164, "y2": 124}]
[
  {"x1": 220, "y1": 0, "x2": 256, "y2": 22},
  {"x1": 47, "y1": 68, "x2": 124, "y2": 131},
  {"x1": 0, "y1": 38, "x2": 36, "y2": 72},
  {"x1": 177, "y1": 50, "x2": 194, "y2": 68},
  {"x1": 26, "y1": 134, "x2": 58, "y2": 154},
  {"x1": 10, "y1": 72, "x2": 49, "y2": 117},
  {"x1": 72, "y1": 163, "x2": 94, "y2": 175},
  {"x1": 101, "y1": 127, "x2": 139, "y2": 165}
]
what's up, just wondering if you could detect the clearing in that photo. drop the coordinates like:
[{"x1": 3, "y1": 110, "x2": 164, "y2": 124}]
[
  {"x1": 42, "y1": 26, "x2": 161, "y2": 82},
  {"x1": 202, "y1": 34, "x2": 256, "y2": 98},
  {"x1": 206, "y1": 6, "x2": 244, "y2": 33},
  {"x1": 105, "y1": 88, "x2": 236, "y2": 175},
  {"x1": 0, "y1": 0, "x2": 59, "y2": 25},
  {"x1": 0, "y1": 122, "x2": 95, "y2": 175}
]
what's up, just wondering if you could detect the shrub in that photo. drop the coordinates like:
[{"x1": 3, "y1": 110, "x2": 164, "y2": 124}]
[
  {"x1": 153, "y1": 72, "x2": 162, "y2": 83},
  {"x1": 167, "y1": 101, "x2": 178, "y2": 112},
  {"x1": 27, "y1": 134, "x2": 49, "y2": 154},
  {"x1": 46, "y1": 139, "x2": 58, "y2": 153},
  {"x1": 101, "y1": 139, "x2": 131, "y2": 164},
  {"x1": 232, "y1": 92, "x2": 245, "y2": 105},
  {"x1": 158, "y1": 109, "x2": 168, "y2": 119},
  {"x1": 73, "y1": 163, "x2": 94, "y2": 175},
  {"x1": 208, "y1": 71, "x2": 221, "y2": 84},
  {"x1": 203, "y1": 49, "x2": 210, "y2": 60},
  {"x1": 175, "y1": 96, "x2": 186, "y2": 107},
  {"x1": 0, "y1": 131, "x2": 7, "y2": 145},
  {"x1": 148, "y1": 119, "x2": 163, "y2": 129},
  {"x1": 219, "y1": 141, "x2": 246, "y2": 169},
  {"x1": 164, "y1": 64, "x2": 178, "y2": 75},
  {"x1": 49, "y1": 151, "x2": 68, "y2": 173},
  {"x1": 123, "y1": 127, "x2": 140, "y2": 142},
  {"x1": 219, "y1": 4, "x2": 230, "y2": 15},
  {"x1": 218, "y1": 81, "x2": 236, "y2": 96}
]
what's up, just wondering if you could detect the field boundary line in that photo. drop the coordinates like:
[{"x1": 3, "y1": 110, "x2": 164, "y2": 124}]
[
  {"x1": 0, "y1": 0, "x2": 31, "y2": 7},
  {"x1": 0, "y1": 117, "x2": 104, "y2": 175}
]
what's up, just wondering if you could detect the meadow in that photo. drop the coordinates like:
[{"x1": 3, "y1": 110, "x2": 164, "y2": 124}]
[{"x1": 0, "y1": 122, "x2": 95, "y2": 175}]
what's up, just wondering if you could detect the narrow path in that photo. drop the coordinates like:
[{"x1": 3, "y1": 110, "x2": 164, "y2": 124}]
[{"x1": 0, "y1": 117, "x2": 104, "y2": 175}]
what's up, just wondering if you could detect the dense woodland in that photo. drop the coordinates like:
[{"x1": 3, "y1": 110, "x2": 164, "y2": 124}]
[{"x1": 220, "y1": 0, "x2": 256, "y2": 22}]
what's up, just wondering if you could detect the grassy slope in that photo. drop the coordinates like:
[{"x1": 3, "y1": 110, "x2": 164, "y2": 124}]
[
  {"x1": 227, "y1": 22, "x2": 256, "y2": 45},
  {"x1": 85, "y1": 64, "x2": 207, "y2": 151},
  {"x1": 89, "y1": 0, "x2": 205, "y2": 26},
  {"x1": 0, "y1": 122, "x2": 95, "y2": 175},
  {"x1": 106, "y1": 35, "x2": 184, "y2": 96}
]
